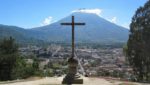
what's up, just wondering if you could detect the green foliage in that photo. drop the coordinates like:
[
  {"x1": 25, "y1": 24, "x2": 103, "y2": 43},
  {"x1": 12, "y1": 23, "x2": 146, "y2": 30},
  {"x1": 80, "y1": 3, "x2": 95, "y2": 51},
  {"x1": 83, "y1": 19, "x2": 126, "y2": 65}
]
[
  {"x1": 0, "y1": 37, "x2": 18, "y2": 54},
  {"x1": 0, "y1": 37, "x2": 19, "y2": 81},
  {"x1": 0, "y1": 37, "x2": 42, "y2": 81},
  {"x1": 32, "y1": 58, "x2": 39, "y2": 70},
  {"x1": 11, "y1": 57, "x2": 42, "y2": 79},
  {"x1": 11, "y1": 56, "x2": 27, "y2": 79},
  {"x1": 44, "y1": 69, "x2": 54, "y2": 77},
  {"x1": 126, "y1": 0, "x2": 150, "y2": 82},
  {"x1": 0, "y1": 24, "x2": 48, "y2": 46}
]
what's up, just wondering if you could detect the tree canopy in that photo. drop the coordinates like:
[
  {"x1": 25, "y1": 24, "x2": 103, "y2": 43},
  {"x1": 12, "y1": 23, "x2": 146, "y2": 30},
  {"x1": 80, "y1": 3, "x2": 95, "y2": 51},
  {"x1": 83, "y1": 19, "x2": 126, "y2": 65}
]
[
  {"x1": 0, "y1": 37, "x2": 19, "y2": 80},
  {"x1": 127, "y1": 0, "x2": 150, "y2": 82}
]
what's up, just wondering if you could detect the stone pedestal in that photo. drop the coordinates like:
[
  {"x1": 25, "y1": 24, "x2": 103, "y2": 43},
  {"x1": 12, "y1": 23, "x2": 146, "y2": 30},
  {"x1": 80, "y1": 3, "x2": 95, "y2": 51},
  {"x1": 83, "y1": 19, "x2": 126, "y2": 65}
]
[{"x1": 62, "y1": 57, "x2": 83, "y2": 84}]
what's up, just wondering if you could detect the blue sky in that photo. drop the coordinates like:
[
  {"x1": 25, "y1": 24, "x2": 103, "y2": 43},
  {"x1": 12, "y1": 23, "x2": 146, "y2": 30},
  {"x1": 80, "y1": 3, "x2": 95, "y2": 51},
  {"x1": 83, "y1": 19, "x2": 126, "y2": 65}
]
[{"x1": 0, "y1": 0, "x2": 148, "y2": 29}]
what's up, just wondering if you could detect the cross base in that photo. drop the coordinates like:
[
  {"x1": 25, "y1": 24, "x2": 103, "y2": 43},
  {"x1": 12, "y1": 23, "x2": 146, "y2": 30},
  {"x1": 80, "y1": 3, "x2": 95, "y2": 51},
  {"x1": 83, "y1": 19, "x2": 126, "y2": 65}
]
[
  {"x1": 62, "y1": 57, "x2": 83, "y2": 84},
  {"x1": 62, "y1": 74, "x2": 83, "y2": 84}
]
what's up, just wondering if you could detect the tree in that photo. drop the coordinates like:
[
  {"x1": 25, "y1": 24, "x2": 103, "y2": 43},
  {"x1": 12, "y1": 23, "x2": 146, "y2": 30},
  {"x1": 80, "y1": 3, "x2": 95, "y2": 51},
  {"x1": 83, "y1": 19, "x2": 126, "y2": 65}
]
[
  {"x1": 12, "y1": 57, "x2": 41, "y2": 79},
  {"x1": 0, "y1": 37, "x2": 45, "y2": 80},
  {"x1": 32, "y1": 57, "x2": 39, "y2": 71},
  {"x1": 0, "y1": 37, "x2": 19, "y2": 80},
  {"x1": 11, "y1": 56, "x2": 27, "y2": 79},
  {"x1": 126, "y1": 0, "x2": 150, "y2": 82}
]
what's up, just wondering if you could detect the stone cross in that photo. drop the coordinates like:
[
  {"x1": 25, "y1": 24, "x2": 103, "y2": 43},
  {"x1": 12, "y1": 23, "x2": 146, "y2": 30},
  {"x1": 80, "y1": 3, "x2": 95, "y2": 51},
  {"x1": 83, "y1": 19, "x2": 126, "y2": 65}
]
[
  {"x1": 61, "y1": 16, "x2": 85, "y2": 58},
  {"x1": 61, "y1": 16, "x2": 85, "y2": 84}
]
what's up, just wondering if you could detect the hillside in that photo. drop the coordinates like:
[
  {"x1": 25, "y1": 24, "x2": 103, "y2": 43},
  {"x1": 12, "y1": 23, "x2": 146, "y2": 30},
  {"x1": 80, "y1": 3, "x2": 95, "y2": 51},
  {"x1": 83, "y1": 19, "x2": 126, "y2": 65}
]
[
  {"x1": 0, "y1": 12, "x2": 129, "y2": 45},
  {"x1": 0, "y1": 24, "x2": 45, "y2": 45},
  {"x1": 33, "y1": 12, "x2": 129, "y2": 43}
]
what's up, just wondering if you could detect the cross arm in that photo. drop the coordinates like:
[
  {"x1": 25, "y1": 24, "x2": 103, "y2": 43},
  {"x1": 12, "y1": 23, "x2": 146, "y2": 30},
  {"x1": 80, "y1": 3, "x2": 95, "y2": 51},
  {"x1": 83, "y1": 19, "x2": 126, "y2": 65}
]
[
  {"x1": 74, "y1": 23, "x2": 85, "y2": 25},
  {"x1": 61, "y1": 23, "x2": 72, "y2": 25},
  {"x1": 61, "y1": 23, "x2": 85, "y2": 25}
]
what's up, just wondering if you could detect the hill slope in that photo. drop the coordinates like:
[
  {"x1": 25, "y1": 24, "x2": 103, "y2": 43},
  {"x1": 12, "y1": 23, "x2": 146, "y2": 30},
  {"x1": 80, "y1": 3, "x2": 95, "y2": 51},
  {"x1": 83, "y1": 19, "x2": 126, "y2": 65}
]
[
  {"x1": 33, "y1": 12, "x2": 129, "y2": 43},
  {"x1": 0, "y1": 12, "x2": 129, "y2": 45},
  {"x1": 0, "y1": 24, "x2": 45, "y2": 45}
]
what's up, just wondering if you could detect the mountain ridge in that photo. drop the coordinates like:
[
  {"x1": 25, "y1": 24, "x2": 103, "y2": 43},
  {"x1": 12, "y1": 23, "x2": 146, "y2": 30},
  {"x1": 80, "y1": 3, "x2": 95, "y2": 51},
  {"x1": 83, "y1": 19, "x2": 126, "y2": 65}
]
[
  {"x1": 0, "y1": 12, "x2": 129, "y2": 45},
  {"x1": 32, "y1": 12, "x2": 129, "y2": 43}
]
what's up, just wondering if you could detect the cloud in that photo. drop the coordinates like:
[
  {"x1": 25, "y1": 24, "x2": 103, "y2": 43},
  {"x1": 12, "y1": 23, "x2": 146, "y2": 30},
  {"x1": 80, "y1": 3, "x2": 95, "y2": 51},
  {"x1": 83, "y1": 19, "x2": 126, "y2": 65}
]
[
  {"x1": 121, "y1": 22, "x2": 130, "y2": 29},
  {"x1": 41, "y1": 16, "x2": 53, "y2": 26},
  {"x1": 72, "y1": 8, "x2": 102, "y2": 16},
  {"x1": 110, "y1": 17, "x2": 117, "y2": 23}
]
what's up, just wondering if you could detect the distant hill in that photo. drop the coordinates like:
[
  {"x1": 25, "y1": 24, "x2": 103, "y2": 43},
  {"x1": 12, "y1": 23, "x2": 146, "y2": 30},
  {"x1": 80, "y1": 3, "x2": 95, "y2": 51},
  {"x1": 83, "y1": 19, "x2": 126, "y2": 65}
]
[
  {"x1": 0, "y1": 24, "x2": 45, "y2": 45},
  {"x1": 32, "y1": 12, "x2": 129, "y2": 43},
  {"x1": 0, "y1": 12, "x2": 129, "y2": 45}
]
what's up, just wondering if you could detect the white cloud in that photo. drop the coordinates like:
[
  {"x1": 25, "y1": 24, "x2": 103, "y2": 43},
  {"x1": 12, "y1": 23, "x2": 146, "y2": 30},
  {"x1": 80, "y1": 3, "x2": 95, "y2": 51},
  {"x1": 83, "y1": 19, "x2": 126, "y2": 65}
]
[
  {"x1": 41, "y1": 16, "x2": 53, "y2": 26},
  {"x1": 122, "y1": 22, "x2": 130, "y2": 29},
  {"x1": 72, "y1": 8, "x2": 102, "y2": 16},
  {"x1": 110, "y1": 17, "x2": 117, "y2": 23}
]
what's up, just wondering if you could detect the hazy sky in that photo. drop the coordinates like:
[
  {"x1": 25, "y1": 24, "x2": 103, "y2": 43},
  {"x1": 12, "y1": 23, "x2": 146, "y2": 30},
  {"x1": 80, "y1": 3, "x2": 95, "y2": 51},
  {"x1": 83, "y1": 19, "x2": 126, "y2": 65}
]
[{"x1": 0, "y1": 0, "x2": 148, "y2": 29}]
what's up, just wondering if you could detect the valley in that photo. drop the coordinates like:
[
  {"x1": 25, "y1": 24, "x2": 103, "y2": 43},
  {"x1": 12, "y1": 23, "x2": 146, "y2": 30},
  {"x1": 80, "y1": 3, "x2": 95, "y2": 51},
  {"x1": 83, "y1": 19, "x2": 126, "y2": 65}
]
[
  {"x1": 0, "y1": 0, "x2": 150, "y2": 84},
  {"x1": 19, "y1": 44, "x2": 133, "y2": 80}
]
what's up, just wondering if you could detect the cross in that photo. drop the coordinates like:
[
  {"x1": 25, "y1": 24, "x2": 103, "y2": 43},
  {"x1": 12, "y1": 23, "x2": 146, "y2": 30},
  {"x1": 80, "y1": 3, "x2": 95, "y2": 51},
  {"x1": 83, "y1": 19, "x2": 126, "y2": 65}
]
[{"x1": 61, "y1": 16, "x2": 85, "y2": 58}]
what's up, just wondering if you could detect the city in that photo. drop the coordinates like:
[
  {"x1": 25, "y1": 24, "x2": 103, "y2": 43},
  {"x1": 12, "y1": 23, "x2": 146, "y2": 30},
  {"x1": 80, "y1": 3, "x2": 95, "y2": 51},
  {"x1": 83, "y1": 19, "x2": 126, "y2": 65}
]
[{"x1": 19, "y1": 44, "x2": 133, "y2": 80}]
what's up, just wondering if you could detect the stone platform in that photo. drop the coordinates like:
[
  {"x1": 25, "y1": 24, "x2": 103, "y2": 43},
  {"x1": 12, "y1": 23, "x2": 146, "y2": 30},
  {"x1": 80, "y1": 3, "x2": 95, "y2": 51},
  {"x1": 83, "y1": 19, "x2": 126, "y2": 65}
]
[{"x1": 62, "y1": 75, "x2": 83, "y2": 84}]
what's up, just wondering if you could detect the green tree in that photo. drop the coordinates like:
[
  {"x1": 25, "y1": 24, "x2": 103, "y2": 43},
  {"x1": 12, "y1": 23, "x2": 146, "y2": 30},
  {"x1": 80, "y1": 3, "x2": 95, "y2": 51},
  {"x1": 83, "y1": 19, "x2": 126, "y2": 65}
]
[
  {"x1": 0, "y1": 37, "x2": 19, "y2": 80},
  {"x1": 127, "y1": 0, "x2": 150, "y2": 82},
  {"x1": 0, "y1": 37, "x2": 44, "y2": 80},
  {"x1": 32, "y1": 58, "x2": 39, "y2": 71},
  {"x1": 11, "y1": 56, "x2": 27, "y2": 79}
]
